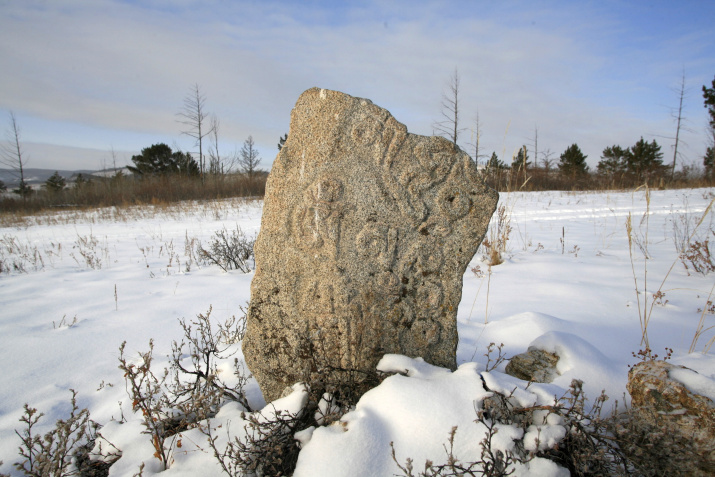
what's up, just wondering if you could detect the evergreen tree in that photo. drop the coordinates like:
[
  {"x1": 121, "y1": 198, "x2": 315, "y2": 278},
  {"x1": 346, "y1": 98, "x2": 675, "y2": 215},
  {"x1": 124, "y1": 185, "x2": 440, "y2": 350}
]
[
  {"x1": 73, "y1": 173, "x2": 90, "y2": 189},
  {"x1": 625, "y1": 137, "x2": 665, "y2": 179},
  {"x1": 597, "y1": 145, "x2": 627, "y2": 177},
  {"x1": 704, "y1": 146, "x2": 715, "y2": 178},
  {"x1": 13, "y1": 180, "x2": 32, "y2": 197},
  {"x1": 558, "y1": 143, "x2": 589, "y2": 177},
  {"x1": 0, "y1": 179, "x2": 5, "y2": 192},
  {"x1": 128, "y1": 143, "x2": 199, "y2": 176},
  {"x1": 702, "y1": 75, "x2": 715, "y2": 130},
  {"x1": 486, "y1": 151, "x2": 506, "y2": 170},
  {"x1": 44, "y1": 171, "x2": 66, "y2": 193},
  {"x1": 703, "y1": 75, "x2": 715, "y2": 180},
  {"x1": 173, "y1": 150, "x2": 200, "y2": 176},
  {"x1": 511, "y1": 146, "x2": 530, "y2": 170}
]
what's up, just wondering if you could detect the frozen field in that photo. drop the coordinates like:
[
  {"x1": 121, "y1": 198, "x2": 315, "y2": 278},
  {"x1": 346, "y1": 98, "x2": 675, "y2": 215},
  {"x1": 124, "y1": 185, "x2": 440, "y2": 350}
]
[{"x1": 1, "y1": 188, "x2": 713, "y2": 476}]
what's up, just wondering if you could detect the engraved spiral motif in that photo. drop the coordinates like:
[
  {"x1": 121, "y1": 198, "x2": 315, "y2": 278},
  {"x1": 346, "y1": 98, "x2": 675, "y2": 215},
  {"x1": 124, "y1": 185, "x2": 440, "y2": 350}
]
[
  {"x1": 437, "y1": 184, "x2": 471, "y2": 219},
  {"x1": 356, "y1": 223, "x2": 388, "y2": 257}
]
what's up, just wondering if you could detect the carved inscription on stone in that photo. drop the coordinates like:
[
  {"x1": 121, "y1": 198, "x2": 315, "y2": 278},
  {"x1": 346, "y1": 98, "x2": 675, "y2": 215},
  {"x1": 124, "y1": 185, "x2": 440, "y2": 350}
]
[{"x1": 244, "y1": 88, "x2": 499, "y2": 402}]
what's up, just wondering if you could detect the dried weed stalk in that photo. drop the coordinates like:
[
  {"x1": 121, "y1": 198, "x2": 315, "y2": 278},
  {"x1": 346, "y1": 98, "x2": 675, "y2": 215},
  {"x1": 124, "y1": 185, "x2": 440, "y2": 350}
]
[
  {"x1": 9, "y1": 390, "x2": 119, "y2": 477},
  {"x1": 118, "y1": 339, "x2": 177, "y2": 470},
  {"x1": 205, "y1": 406, "x2": 308, "y2": 477},
  {"x1": 118, "y1": 306, "x2": 254, "y2": 471},
  {"x1": 627, "y1": 186, "x2": 715, "y2": 353},
  {"x1": 482, "y1": 206, "x2": 511, "y2": 266},
  {"x1": 169, "y1": 305, "x2": 252, "y2": 413}
]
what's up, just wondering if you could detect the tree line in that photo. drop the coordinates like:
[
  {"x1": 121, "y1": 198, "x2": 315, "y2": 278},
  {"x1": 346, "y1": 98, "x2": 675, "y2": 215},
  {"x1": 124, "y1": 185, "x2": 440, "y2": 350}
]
[
  {"x1": 0, "y1": 84, "x2": 264, "y2": 198},
  {"x1": 2, "y1": 75, "x2": 714, "y2": 211},
  {"x1": 435, "y1": 69, "x2": 715, "y2": 190},
  {"x1": 129, "y1": 84, "x2": 262, "y2": 180}
]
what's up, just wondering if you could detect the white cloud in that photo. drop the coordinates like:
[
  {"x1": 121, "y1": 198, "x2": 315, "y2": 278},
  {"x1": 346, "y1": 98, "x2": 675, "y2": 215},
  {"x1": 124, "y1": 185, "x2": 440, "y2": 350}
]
[{"x1": 0, "y1": 0, "x2": 712, "y2": 170}]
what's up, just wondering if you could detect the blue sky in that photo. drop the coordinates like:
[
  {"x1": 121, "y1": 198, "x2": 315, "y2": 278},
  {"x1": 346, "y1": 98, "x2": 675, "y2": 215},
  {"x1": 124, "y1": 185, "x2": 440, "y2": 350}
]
[{"x1": 1, "y1": 0, "x2": 714, "y2": 171}]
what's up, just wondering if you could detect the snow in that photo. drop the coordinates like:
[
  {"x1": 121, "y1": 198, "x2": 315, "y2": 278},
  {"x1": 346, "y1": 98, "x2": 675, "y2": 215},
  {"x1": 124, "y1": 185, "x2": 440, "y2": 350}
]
[
  {"x1": 1, "y1": 188, "x2": 714, "y2": 476},
  {"x1": 669, "y1": 366, "x2": 715, "y2": 402}
]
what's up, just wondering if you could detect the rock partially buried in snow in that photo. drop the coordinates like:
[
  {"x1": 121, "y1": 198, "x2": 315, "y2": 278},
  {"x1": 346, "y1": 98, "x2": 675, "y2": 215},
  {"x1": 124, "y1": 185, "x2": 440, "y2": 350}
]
[
  {"x1": 244, "y1": 88, "x2": 498, "y2": 402},
  {"x1": 627, "y1": 360, "x2": 715, "y2": 475},
  {"x1": 505, "y1": 347, "x2": 560, "y2": 383}
]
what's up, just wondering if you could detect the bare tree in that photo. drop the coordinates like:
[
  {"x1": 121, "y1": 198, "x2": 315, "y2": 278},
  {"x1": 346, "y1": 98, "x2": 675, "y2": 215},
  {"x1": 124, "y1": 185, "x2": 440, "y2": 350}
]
[
  {"x1": 468, "y1": 111, "x2": 487, "y2": 165},
  {"x1": 530, "y1": 126, "x2": 539, "y2": 170},
  {"x1": 206, "y1": 115, "x2": 239, "y2": 176},
  {"x1": 207, "y1": 115, "x2": 222, "y2": 175},
  {"x1": 539, "y1": 148, "x2": 557, "y2": 171},
  {"x1": 1, "y1": 111, "x2": 30, "y2": 200},
  {"x1": 670, "y1": 71, "x2": 688, "y2": 179},
  {"x1": 177, "y1": 83, "x2": 213, "y2": 182},
  {"x1": 239, "y1": 135, "x2": 261, "y2": 179},
  {"x1": 433, "y1": 67, "x2": 465, "y2": 146}
]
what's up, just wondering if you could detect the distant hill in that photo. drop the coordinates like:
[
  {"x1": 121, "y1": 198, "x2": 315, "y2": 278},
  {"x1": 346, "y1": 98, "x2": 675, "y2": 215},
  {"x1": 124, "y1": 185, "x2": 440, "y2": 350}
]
[{"x1": 0, "y1": 168, "x2": 129, "y2": 187}]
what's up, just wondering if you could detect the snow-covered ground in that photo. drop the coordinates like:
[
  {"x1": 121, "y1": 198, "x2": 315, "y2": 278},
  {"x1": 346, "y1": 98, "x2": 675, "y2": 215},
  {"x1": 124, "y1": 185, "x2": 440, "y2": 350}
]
[{"x1": 1, "y1": 188, "x2": 714, "y2": 476}]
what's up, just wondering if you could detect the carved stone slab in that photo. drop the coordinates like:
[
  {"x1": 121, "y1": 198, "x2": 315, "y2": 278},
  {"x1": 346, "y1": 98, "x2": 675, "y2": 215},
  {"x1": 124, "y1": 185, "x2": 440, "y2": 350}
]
[{"x1": 244, "y1": 88, "x2": 498, "y2": 402}]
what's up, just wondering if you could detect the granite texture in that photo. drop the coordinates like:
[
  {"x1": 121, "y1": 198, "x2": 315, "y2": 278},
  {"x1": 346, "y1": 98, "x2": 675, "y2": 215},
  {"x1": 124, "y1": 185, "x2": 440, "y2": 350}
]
[{"x1": 243, "y1": 88, "x2": 498, "y2": 402}]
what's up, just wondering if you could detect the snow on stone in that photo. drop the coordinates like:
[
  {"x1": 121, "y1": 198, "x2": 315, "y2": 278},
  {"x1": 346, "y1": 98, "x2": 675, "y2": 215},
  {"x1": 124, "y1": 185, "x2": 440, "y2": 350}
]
[{"x1": 669, "y1": 366, "x2": 715, "y2": 403}]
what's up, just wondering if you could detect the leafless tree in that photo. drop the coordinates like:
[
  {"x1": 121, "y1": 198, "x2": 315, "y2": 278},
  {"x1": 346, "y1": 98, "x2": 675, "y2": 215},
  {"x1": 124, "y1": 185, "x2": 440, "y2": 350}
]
[
  {"x1": 206, "y1": 114, "x2": 224, "y2": 175},
  {"x1": 670, "y1": 71, "x2": 688, "y2": 179},
  {"x1": 177, "y1": 83, "x2": 214, "y2": 182},
  {"x1": 530, "y1": 126, "x2": 539, "y2": 170},
  {"x1": 468, "y1": 111, "x2": 487, "y2": 165},
  {"x1": 433, "y1": 67, "x2": 465, "y2": 147},
  {"x1": 206, "y1": 115, "x2": 239, "y2": 176},
  {"x1": 1, "y1": 111, "x2": 30, "y2": 200},
  {"x1": 539, "y1": 148, "x2": 557, "y2": 171},
  {"x1": 239, "y1": 135, "x2": 261, "y2": 179}
]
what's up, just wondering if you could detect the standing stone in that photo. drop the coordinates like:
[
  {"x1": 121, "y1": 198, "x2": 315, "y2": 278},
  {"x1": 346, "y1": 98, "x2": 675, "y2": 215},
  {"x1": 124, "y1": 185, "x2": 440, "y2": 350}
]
[{"x1": 244, "y1": 88, "x2": 498, "y2": 402}]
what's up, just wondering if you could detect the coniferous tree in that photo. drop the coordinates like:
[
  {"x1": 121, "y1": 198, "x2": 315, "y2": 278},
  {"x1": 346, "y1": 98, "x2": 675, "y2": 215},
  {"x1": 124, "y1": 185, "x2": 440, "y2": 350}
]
[
  {"x1": 511, "y1": 146, "x2": 530, "y2": 170},
  {"x1": 44, "y1": 171, "x2": 66, "y2": 193},
  {"x1": 704, "y1": 146, "x2": 715, "y2": 178},
  {"x1": 13, "y1": 180, "x2": 32, "y2": 197},
  {"x1": 486, "y1": 152, "x2": 506, "y2": 170},
  {"x1": 703, "y1": 75, "x2": 715, "y2": 179},
  {"x1": 597, "y1": 145, "x2": 628, "y2": 178},
  {"x1": 625, "y1": 137, "x2": 665, "y2": 179},
  {"x1": 73, "y1": 173, "x2": 90, "y2": 190},
  {"x1": 558, "y1": 143, "x2": 589, "y2": 177},
  {"x1": 128, "y1": 143, "x2": 199, "y2": 176},
  {"x1": 174, "y1": 150, "x2": 200, "y2": 176},
  {"x1": 702, "y1": 75, "x2": 715, "y2": 130}
]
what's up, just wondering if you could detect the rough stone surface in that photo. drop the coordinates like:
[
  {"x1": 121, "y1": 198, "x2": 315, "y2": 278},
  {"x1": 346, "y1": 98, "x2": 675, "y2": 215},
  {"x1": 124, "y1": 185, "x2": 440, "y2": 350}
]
[
  {"x1": 504, "y1": 347, "x2": 560, "y2": 383},
  {"x1": 243, "y1": 88, "x2": 498, "y2": 402},
  {"x1": 627, "y1": 360, "x2": 715, "y2": 475}
]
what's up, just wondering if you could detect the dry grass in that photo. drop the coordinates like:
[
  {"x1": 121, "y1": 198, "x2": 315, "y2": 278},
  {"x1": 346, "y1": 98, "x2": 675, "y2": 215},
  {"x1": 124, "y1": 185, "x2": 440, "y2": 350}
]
[
  {"x1": 0, "y1": 173, "x2": 266, "y2": 226},
  {"x1": 483, "y1": 165, "x2": 714, "y2": 193},
  {"x1": 626, "y1": 185, "x2": 715, "y2": 354},
  {"x1": 0, "y1": 195, "x2": 262, "y2": 229}
]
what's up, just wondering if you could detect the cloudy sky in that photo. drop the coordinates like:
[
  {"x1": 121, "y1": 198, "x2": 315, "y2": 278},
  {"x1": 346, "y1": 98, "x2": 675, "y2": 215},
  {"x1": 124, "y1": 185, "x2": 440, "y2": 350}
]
[{"x1": 1, "y1": 0, "x2": 714, "y2": 172}]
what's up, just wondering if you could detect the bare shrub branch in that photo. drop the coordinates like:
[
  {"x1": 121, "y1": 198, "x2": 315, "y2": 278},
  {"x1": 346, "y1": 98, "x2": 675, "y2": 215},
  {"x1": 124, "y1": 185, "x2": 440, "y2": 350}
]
[{"x1": 198, "y1": 226, "x2": 255, "y2": 273}]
